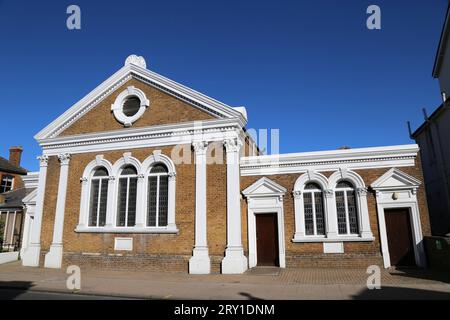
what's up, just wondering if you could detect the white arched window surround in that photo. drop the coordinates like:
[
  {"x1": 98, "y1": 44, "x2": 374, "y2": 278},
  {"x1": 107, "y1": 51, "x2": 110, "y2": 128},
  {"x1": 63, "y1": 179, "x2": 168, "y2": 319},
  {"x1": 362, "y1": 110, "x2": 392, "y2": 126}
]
[
  {"x1": 328, "y1": 170, "x2": 374, "y2": 240},
  {"x1": 111, "y1": 154, "x2": 142, "y2": 228},
  {"x1": 75, "y1": 152, "x2": 178, "y2": 234},
  {"x1": 292, "y1": 172, "x2": 330, "y2": 240},
  {"x1": 141, "y1": 152, "x2": 177, "y2": 232},
  {"x1": 76, "y1": 156, "x2": 114, "y2": 230},
  {"x1": 292, "y1": 169, "x2": 374, "y2": 242}
]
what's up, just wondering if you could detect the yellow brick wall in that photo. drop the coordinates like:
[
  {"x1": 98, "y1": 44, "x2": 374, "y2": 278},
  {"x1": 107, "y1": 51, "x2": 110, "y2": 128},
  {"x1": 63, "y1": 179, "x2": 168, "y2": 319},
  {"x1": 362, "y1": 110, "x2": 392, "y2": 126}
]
[
  {"x1": 240, "y1": 158, "x2": 431, "y2": 267},
  {"x1": 59, "y1": 78, "x2": 214, "y2": 137}
]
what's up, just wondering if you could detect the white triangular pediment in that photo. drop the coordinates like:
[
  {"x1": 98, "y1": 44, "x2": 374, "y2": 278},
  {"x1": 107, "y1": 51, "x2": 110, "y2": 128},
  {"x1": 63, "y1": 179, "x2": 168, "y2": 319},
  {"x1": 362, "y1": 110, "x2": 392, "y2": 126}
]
[
  {"x1": 371, "y1": 168, "x2": 421, "y2": 190},
  {"x1": 35, "y1": 55, "x2": 246, "y2": 140},
  {"x1": 242, "y1": 177, "x2": 287, "y2": 197},
  {"x1": 22, "y1": 189, "x2": 37, "y2": 205}
]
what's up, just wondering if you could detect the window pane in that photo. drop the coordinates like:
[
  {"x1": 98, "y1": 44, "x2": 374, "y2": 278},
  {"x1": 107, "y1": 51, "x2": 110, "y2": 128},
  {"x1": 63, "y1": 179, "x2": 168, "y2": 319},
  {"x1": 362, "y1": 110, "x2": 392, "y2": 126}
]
[
  {"x1": 117, "y1": 178, "x2": 128, "y2": 227},
  {"x1": 0, "y1": 175, "x2": 13, "y2": 193},
  {"x1": 335, "y1": 191, "x2": 348, "y2": 234},
  {"x1": 150, "y1": 163, "x2": 168, "y2": 174},
  {"x1": 303, "y1": 192, "x2": 314, "y2": 235},
  {"x1": 314, "y1": 191, "x2": 325, "y2": 235},
  {"x1": 123, "y1": 96, "x2": 141, "y2": 117},
  {"x1": 93, "y1": 167, "x2": 108, "y2": 177},
  {"x1": 347, "y1": 190, "x2": 359, "y2": 234},
  {"x1": 147, "y1": 176, "x2": 157, "y2": 226},
  {"x1": 158, "y1": 176, "x2": 169, "y2": 226},
  {"x1": 336, "y1": 181, "x2": 353, "y2": 189},
  {"x1": 305, "y1": 182, "x2": 321, "y2": 190},
  {"x1": 127, "y1": 177, "x2": 137, "y2": 227},
  {"x1": 98, "y1": 179, "x2": 108, "y2": 227},
  {"x1": 88, "y1": 180, "x2": 100, "y2": 227},
  {"x1": 121, "y1": 165, "x2": 137, "y2": 175}
]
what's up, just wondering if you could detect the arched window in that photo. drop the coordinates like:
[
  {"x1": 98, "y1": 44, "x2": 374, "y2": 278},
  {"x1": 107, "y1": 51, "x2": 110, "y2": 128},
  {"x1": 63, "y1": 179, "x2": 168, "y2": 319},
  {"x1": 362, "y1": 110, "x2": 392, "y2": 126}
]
[
  {"x1": 147, "y1": 163, "x2": 169, "y2": 227},
  {"x1": 117, "y1": 165, "x2": 138, "y2": 227},
  {"x1": 303, "y1": 182, "x2": 325, "y2": 236},
  {"x1": 335, "y1": 181, "x2": 359, "y2": 235},
  {"x1": 88, "y1": 167, "x2": 109, "y2": 227}
]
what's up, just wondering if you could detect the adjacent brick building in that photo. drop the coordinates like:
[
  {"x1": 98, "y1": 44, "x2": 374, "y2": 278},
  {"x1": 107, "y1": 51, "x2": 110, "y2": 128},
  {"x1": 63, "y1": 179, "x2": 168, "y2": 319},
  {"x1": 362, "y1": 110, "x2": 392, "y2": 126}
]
[
  {"x1": 21, "y1": 55, "x2": 431, "y2": 274},
  {"x1": 0, "y1": 147, "x2": 29, "y2": 251}
]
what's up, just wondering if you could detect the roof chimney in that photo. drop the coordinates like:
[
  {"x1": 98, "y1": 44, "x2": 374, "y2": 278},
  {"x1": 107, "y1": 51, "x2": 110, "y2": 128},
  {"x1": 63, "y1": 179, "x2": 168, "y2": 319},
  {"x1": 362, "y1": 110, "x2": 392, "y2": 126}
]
[{"x1": 9, "y1": 146, "x2": 23, "y2": 167}]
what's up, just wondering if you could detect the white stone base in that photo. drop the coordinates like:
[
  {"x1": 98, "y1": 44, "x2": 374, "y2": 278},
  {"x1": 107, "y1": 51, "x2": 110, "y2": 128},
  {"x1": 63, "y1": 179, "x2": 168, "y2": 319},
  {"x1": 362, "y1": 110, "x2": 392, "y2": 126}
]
[
  {"x1": 21, "y1": 244, "x2": 41, "y2": 267},
  {"x1": 189, "y1": 247, "x2": 211, "y2": 274},
  {"x1": 44, "y1": 244, "x2": 63, "y2": 269},
  {"x1": 221, "y1": 247, "x2": 248, "y2": 274},
  {"x1": 0, "y1": 251, "x2": 19, "y2": 264}
]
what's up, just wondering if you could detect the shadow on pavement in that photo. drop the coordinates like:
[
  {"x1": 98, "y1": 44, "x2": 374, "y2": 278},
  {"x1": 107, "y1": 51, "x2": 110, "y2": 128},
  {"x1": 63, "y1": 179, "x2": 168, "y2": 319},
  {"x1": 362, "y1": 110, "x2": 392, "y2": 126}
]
[
  {"x1": 239, "y1": 292, "x2": 264, "y2": 300},
  {"x1": 389, "y1": 268, "x2": 450, "y2": 284},
  {"x1": 0, "y1": 281, "x2": 34, "y2": 300},
  {"x1": 354, "y1": 286, "x2": 450, "y2": 300}
]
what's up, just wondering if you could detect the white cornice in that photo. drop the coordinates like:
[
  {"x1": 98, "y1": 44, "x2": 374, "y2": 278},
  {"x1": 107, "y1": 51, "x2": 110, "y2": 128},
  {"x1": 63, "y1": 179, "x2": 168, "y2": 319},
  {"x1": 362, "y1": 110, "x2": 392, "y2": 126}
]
[
  {"x1": 35, "y1": 61, "x2": 247, "y2": 140},
  {"x1": 39, "y1": 118, "x2": 244, "y2": 156},
  {"x1": 240, "y1": 144, "x2": 420, "y2": 176},
  {"x1": 22, "y1": 172, "x2": 39, "y2": 189}
]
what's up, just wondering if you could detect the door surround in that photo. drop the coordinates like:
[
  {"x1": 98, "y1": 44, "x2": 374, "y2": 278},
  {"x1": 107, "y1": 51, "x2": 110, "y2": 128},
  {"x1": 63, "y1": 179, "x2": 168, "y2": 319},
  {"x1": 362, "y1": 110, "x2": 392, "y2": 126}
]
[
  {"x1": 242, "y1": 177, "x2": 286, "y2": 269},
  {"x1": 371, "y1": 168, "x2": 426, "y2": 268}
]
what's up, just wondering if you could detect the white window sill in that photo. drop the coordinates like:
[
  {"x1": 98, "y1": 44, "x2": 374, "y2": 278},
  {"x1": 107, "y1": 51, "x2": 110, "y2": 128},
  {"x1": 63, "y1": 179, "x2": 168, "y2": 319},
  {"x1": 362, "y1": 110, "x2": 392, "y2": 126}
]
[
  {"x1": 75, "y1": 226, "x2": 179, "y2": 234},
  {"x1": 292, "y1": 235, "x2": 375, "y2": 243}
]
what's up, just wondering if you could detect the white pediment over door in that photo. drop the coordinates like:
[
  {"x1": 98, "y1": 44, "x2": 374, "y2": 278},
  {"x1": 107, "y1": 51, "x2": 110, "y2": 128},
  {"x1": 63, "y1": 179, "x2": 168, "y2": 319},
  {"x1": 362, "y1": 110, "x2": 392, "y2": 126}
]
[
  {"x1": 242, "y1": 177, "x2": 287, "y2": 198},
  {"x1": 371, "y1": 168, "x2": 421, "y2": 191}
]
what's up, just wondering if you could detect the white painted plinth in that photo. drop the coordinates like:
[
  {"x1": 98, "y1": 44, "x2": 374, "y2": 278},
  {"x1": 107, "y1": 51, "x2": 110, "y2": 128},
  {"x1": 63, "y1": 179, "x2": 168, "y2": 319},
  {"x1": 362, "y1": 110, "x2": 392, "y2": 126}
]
[
  {"x1": 221, "y1": 247, "x2": 248, "y2": 274},
  {"x1": 44, "y1": 244, "x2": 63, "y2": 269},
  {"x1": 189, "y1": 247, "x2": 211, "y2": 274},
  {"x1": 21, "y1": 244, "x2": 41, "y2": 267}
]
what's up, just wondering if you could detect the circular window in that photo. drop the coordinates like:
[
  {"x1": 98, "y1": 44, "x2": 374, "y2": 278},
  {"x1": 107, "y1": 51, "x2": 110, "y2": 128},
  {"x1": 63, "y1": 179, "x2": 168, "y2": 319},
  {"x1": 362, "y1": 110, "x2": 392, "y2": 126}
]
[
  {"x1": 123, "y1": 96, "x2": 141, "y2": 117},
  {"x1": 111, "y1": 86, "x2": 150, "y2": 127}
]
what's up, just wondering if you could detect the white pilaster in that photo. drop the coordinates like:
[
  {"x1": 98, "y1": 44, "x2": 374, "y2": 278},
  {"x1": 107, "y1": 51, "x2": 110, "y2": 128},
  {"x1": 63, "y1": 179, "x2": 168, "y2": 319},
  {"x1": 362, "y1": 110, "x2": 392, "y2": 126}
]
[
  {"x1": 135, "y1": 174, "x2": 146, "y2": 228},
  {"x1": 22, "y1": 155, "x2": 49, "y2": 267},
  {"x1": 77, "y1": 177, "x2": 89, "y2": 229},
  {"x1": 167, "y1": 172, "x2": 177, "y2": 229},
  {"x1": 189, "y1": 141, "x2": 210, "y2": 274},
  {"x1": 292, "y1": 191, "x2": 305, "y2": 238},
  {"x1": 324, "y1": 189, "x2": 339, "y2": 238},
  {"x1": 105, "y1": 176, "x2": 116, "y2": 227},
  {"x1": 222, "y1": 138, "x2": 248, "y2": 274},
  {"x1": 20, "y1": 206, "x2": 34, "y2": 258},
  {"x1": 356, "y1": 188, "x2": 373, "y2": 238},
  {"x1": 44, "y1": 154, "x2": 71, "y2": 269}
]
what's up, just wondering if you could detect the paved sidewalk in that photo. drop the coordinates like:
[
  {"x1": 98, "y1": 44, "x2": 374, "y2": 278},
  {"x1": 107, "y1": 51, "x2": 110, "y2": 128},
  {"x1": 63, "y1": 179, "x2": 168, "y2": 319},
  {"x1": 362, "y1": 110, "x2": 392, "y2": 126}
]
[{"x1": 0, "y1": 262, "x2": 449, "y2": 299}]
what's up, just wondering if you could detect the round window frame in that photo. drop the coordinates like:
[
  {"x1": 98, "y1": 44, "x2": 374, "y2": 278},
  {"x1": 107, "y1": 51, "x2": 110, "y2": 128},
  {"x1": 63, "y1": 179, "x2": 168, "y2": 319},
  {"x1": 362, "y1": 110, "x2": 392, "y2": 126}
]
[{"x1": 111, "y1": 86, "x2": 150, "y2": 127}]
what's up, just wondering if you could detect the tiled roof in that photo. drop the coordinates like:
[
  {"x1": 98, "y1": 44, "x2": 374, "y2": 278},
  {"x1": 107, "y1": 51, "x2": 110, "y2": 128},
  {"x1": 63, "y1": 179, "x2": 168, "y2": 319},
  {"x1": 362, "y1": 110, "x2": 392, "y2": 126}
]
[
  {"x1": 0, "y1": 156, "x2": 27, "y2": 175},
  {"x1": 0, "y1": 188, "x2": 32, "y2": 210}
]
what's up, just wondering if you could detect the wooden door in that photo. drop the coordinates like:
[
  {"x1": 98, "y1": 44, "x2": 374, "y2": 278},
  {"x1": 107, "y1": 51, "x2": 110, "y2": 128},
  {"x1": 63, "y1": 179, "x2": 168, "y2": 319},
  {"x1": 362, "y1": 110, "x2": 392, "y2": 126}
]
[
  {"x1": 384, "y1": 208, "x2": 416, "y2": 267},
  {"x1": 256, "y1": 213, "x2": 279, "y2": 266}
]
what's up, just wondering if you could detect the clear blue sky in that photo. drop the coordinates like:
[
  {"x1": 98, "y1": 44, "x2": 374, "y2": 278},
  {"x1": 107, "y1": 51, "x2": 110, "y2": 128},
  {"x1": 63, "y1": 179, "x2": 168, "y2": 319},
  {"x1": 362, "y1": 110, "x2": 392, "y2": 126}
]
[{"x1": 0, "y1": 0, "x2": 448, "y2": 171}]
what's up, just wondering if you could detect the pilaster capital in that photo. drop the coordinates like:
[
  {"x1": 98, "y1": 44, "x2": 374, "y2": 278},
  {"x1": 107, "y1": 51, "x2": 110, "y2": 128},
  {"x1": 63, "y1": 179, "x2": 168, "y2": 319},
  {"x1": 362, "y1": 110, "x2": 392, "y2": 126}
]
[
  {"x1": 324, "y1": 189, "x2": 334, "y2": 198},
  {"x1": 58, "y1": 153, "x2": 71, "y2": 166},
  {"x1": 80, "y1": 177, "x2": 88, "y2": 183},
  {"x1": 108, "y1": 176, "x2": 116, "y2": 182},
  {"x1": 192, "y1": 141, "x2": 208, "y2": 155},
  {"x1": 37, "y1": 155, "x2": 49, "y2": 167},
  {"x1": 223, "y1": 138, "x2": 243, "y2": 153},
  {"x1": 356, "y1": 187, "x2": 368, "y2": 196},
  {"x1": 292, "y1": 190, "x2": 302, "y2": 199},
  {"x1": 168, "y1": 172, "x2": 177, "y2": 180},
  {"x1": 137, "y1": 174, "x2": 145, "y2": 180}
]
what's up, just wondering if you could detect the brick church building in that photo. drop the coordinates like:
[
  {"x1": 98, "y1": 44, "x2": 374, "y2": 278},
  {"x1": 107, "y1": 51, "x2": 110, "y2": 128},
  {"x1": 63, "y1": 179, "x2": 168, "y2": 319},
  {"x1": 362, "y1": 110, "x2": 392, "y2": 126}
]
[{"x1": 21, "y1": 55, "x2": 431, "y2": 273}]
